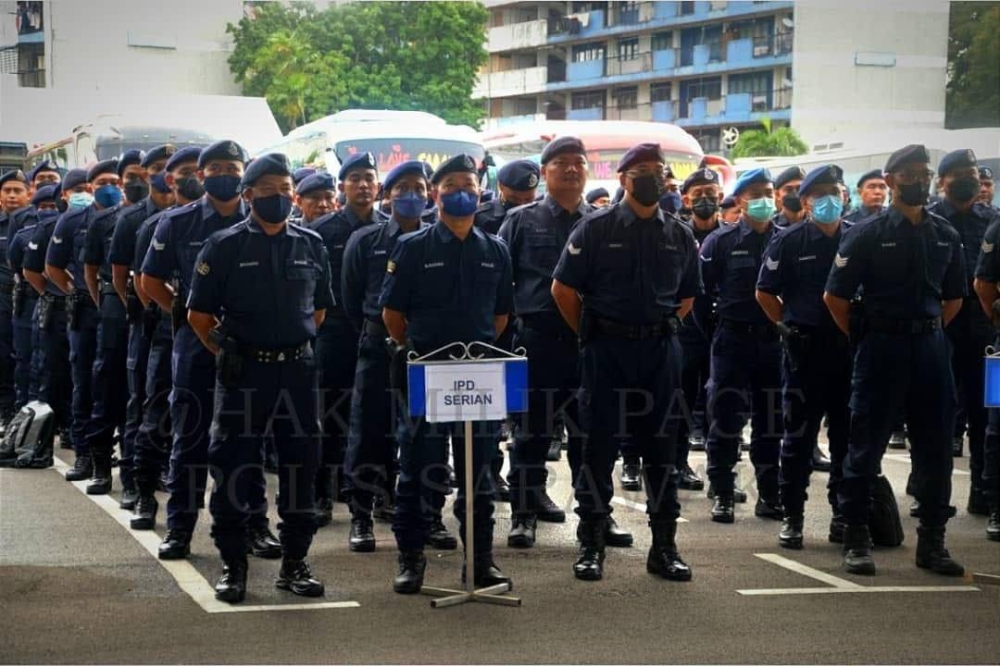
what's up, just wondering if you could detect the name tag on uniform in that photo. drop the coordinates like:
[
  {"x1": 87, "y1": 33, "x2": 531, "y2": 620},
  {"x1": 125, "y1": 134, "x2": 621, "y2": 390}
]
[
  {"x1": 292, "y1": 259, "x2": 309, "y2": 266},
  {"x1": 424, "y1": 261, "x2": 444, "y2": 269},
  {"x1": 481, "y1": 262, "x2": 495, "y2": 269},
  {"x1": 730, "y1": 250, "x2": 748, "y2": 256},
  {"x1": 607, "y1": 243, "x2": 625, "y2": 249},
  {"x1": 798, "y1": 255, "x2": 816, "y2": 262},
  {"x1": 372, "y1": 250, "x2": 387, "y2": 256},
  {"x1": 880, "y1": 242, "x2": 896, "y2": 248},
  {"x1": 936, "y1": 241, "x2": 950, "y2": 247},
  {"x1": 239, "y1": 261, "x2": 259, "y2": 268}
]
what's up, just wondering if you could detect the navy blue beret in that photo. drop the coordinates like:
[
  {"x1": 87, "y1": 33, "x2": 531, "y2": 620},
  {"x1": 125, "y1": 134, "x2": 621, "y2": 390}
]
[
  {"x1": 981, "y1": 167, "x2": 995, "y2": 181},
  {"x1": 0, "y1": 169, "x2": 28, "y2": 188},
  {"x1": 774, "y1": 165, "x2": 806, "y2": 190},
  {"x1": 338, "y1": 152, "x2": 377, "y2": 180},
  {"x1": 165, "y1": 146, "x2": 202, "y2": 172},
  {"x1": 681, "y1": 167, "x2": 720, "y2": 194},
  {"x1": 884, "y1": 144, "x2": 930, "y2": 173},
  {"x1": 617, "y1": 142, "x2": 664, "y2": 173},
  {"x1": 295, "y1": 172, "x2": 335, "y2": 197},
  {"x1": 798, "y1": 164, "x2": 843, "y2": 197},
  {"x1": 61, "y1": 168, "x2": 88, "y2": 191},
  {"x1": 141, "y1": 144, "x2": 176, "y2": 168},
  {"x1": 732, "y1": 168, "x2": 773, "y2": 196},
  {"x1": 540, "y1": 136, "x2": 586, "y2": 165},
  {"x1": 497, "y1": 159, "x2": 540, "y2": 191},
  {"x1": 382, "y1": 160, "x2": 427, "y2": 194},
  {"x1": 431, "y1": 153, "x2": 478, "y2": 185},
  {"x1": 27, "y1": 160, "x2": 59, "y2": 183},
  {"x1": 937, "y1": 149, "x2": 977, "y2": 177},
  {"x1": 241, "y1": 152, "x2": 291, "y2": 188},
  {"x1": 197, "y1": 140, "x2": 248, "y2": 169},
  {"x1": 721, "y1": 195, "x2": 737, "y2": 210},
  {"x1": 293, "y1": 167, "x2": 316, "y2": 185},
  {"x1": 586, "y1": 187, "x2": 610, "y2": 203},
  {"x1": 149, "y1": 173, "x2": 172, "y2": 194},
  {"x1": 31, "y1": 184, "x2": 59, "y2": 205},
  {"x1": 856, "y1": 168, "x2": 884, "y2": 188},
  {"x1": 87, "y1": 159, "x2": 118, "y2": 182},
  {"x1": 480, "y1": 190, "x2": 495, "y2": 204},
  {"x1": 117, "y1": 149, "x2": 145, "y2": 177}
]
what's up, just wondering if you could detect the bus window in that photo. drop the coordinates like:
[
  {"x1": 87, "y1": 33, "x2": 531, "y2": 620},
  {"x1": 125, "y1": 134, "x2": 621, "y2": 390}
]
[{"x1": 334, "y1": 138, "x2": 486, "y2": 174}]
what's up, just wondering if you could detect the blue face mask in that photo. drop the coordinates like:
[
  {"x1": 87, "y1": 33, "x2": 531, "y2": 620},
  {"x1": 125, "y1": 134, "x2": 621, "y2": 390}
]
[
  {"x1": 811, "y1": 195, "x2": 844, "y2": 224},
  {"x1": 37, "y1": 208, "x2": 60, "y2": 221},
  {"x1": 746, "y1": 196, "x2": 776, "y2": 221},
  {"x1": 203, "y1": 174, "x2": 241, "y2": 202},
  {"x1": 439, "y1": 190, "x2": 479, "y2": 217},
  {"x1": 68, "y1": 192, "x2": 94, "y2": 211},
  {"x1": 659, "y1": 191, "x2": 683, "y2": 214},
  {"x1": 393, "y1": 192, "x2": 427, "y2": 219},
  {"x1": 93, "y1": 184, "x2": 122, "y2": 209}
]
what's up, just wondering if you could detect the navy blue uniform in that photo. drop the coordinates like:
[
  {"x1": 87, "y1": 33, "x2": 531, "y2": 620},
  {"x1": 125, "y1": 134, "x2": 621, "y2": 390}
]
[
  {"x1": 0, "y1": 206, "x2": 29, "y2": 417},
  {"x1": 973, "y1": 218, "x2": 1000, "y2": 511},
  {"x1": 498, "y1": 196, "x2": 591, "y2": 516},
  {"x1": 842, "y1": 205, "x2": 884, "y2": 225},
  {"x1": 189, "y1": 218, "x2": 333, "y2": 561},
  {"x1": 308, "y1": 206, "x2": 385, "y2": 507},
  {"x1": 757, "y1": 221, "x2": 851, "y2": 518},
  {"x1": 698, "y1": 218, "x2": 782, "y2": 500},
  {"x1": 473, "y1": 199, "x2": 509, "y2": 236},
  {"x1": 7, "y1": 208, "x2": 46, "y2": 409},
  {"x1": 379, "y1": 222, "x2": 513, "y2": 554},
  {"x1": 552, "y1": 203, "x2": 700, "y2": 521},
  {"x1": 826, "y1": 207, "x2": 966, "y2": 528}
]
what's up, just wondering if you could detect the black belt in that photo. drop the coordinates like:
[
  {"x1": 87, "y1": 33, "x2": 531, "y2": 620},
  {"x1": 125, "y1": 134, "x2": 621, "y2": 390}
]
[
  {"x1": 41, "y1": 293, "x2": 67, "y2": 308},
  {"x1": 720, "y1": 318, "x2": 777, "y2": 337},
  {"x1": 867, "y1": 317, "x2": 941, "y2": 334},
  {"x1": 100, "y1": 284, "x2": 118, "y2": 296},
  {"x1": 235, "y1": 340, "x2": 311, "y2": 363},
  {"x1": 363, "y1": 319, "x2": 388, "y2": 337},
  {"x1": 593, "y1": 316, "x2": 678, "y2": 341}
]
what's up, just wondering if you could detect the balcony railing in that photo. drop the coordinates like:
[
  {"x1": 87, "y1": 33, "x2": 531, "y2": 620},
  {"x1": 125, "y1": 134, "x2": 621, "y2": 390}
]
[{"x1": 555, "y1": 91, "x2": 789, "y2": 125}]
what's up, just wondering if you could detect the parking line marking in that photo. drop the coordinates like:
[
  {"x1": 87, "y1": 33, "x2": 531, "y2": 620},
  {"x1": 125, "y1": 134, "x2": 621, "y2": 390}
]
[
  {"x1": 755, "y1": 553, "x2": 863, "y2": 588},
  {"x1": 51, "y1": 455, "x2": 359, "y2": 614}
]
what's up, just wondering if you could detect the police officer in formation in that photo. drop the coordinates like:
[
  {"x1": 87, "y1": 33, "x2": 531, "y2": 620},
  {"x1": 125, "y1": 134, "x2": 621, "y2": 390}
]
[
  {"x1": 772, "y1": 165, "x2": 807, "y2": 228},
  {"x1": 474, "y1": 158, "x2": 540, "y2": 235},
  {"x1": 844, "y1": 169, "x2": 888, "y2": 224},
  {"x1": 0, "y1": 168, "x2": 33, "y2": 423},
  {"x1": 979, "y1": 167, "x2": 996, "y2": 209}
]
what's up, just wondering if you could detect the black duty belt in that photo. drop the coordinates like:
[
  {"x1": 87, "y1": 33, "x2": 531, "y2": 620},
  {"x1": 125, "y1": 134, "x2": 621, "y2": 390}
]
[
  {"x1": 867, "y1": 317, "x2": 941, "y2": 334},
  {"x1": 593, "y1": 316, "x2": 679, "y2": 341},
  {"x1": 236, "y1": 340, "x2": 311, "y2": 363},
  {"x1": 41, "y1": 293, "x2": 67, "y2": 308},
  {"x1": 720, "y1": 318, "x2": 777, "y2": 337},
  {"x1": 363, "y1": 319, "x2": 388, "y2": 337},
  {"x1": 99, "y1": 282, "x2": 118, "y2": 296}
]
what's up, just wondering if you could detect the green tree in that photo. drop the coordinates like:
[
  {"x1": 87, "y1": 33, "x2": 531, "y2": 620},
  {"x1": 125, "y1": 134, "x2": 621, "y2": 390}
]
[
  {"x1": 729, "y1": 117, "x2": 809, "y2": 159},
  {"x1": 946, "y1": 2, "x2": 1000, "y2": 129},
  {"x1": 226, "y1": 2, "x2": 489, "y2": 133}
]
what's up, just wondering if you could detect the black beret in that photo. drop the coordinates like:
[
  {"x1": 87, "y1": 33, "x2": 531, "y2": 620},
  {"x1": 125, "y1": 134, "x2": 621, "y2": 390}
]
[
  {"x1": 31, "y1": 184, "x2": 59, "y2": 205},
  {"x1": 165, "y1": 146, "x2": 202, "y2": 172},
  {"x1": 117, "y1": 149, "x2": 146, "y2": 177},
  {"x1": 61, "y1": 168, "x2": 88, "y2": 191},
  {"x1": 540, "y1": 136, "x2": 586, "y2": 165},
  {"x1": 295, "y1": 172, "x2": 335, "y2": 197},
  {"x1": 884, "y1": 144, "x2": 930, "y2": 173},
  {"x1": 480, "y1": 190, "x2": 495, "y2": 204},
  {"x1": 937, "y1": 149, "x2": 977, "y2": 177},
  {"x1": 720, "y1": 195, "x2": 737, "y2": 210},
  {"x1": 774, "y1": 165, "x2": 807, "y2": 190},
  {"x1": 27, "y1": 160, "x2": 59, "y2": 183},
  {"x1": 141, "y1": 144, "x2": 176, "y2": 168},
  {"x1": 382, "y1": 160, "x2": 427, "y2": 194},
  {"x1": 431, "y1": 153, "x2": 478, "y2": 185},
  {"x1": 981, "y1": 167, "x2": 995, "y2": 181},
  {"x1": 0, "y1": 169, "x2": 28, "y2": 188},
  {"x1": 197, "y1": 140, "x2": 248, "y2": 169},
  {"x1": 681, "y1": 167, "x2": 720, "y2": 194},
  {"x1": 293, "y1": 167, "x2": 317, "y2": 185},
  {"x1": 798, "y1": 164, "x2": 843, "y2": 197},
  {"x1": 87, "y1": 159, "x2": 118, "y2": 182},
  {"x1": 497, "y1": 159, "x2": 540, "y2": 191},
  {"x1": 585, "y1": 187, "x2": 610, "y2": 203},
  {"x1": 241, "y1": 152, "x2": 291, "y2": 188},
  {"x1": 856, "y1": 168, "x2": 884, "y2": 189},
  {"x1": 338, "y1": 152, "x2": 377, "y2": 180},
  {"x1": 617, "y1": 142, "x2": 664, "y2": 173}
]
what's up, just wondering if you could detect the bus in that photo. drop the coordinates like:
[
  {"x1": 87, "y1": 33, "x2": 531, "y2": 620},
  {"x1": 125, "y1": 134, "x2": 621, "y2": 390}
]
[
  {"x1": 0, "y1": 142, "x2": 27, "y2": 176},
  {"x1": 481, "y1": 120, "x2": 737, "y2": 196},
  {"x1": 256, "y1": 110, "x2": 487, "y2": 183}
]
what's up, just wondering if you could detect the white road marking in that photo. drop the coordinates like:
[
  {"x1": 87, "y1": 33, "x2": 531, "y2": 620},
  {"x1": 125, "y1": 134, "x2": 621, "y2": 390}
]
[
  {"x1": 754, "y1": 553, "x2": 864, "y2": 588},
  {"x1": 51, "y1": 455, "x2": 359, "y2": 614}
]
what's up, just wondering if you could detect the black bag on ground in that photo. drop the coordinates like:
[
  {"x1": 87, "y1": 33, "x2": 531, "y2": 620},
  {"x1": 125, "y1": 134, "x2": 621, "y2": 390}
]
[
  {"x1": 870, "y1": 474, "x2": 904, "y2": 547},
  {"x1": 0, "y1": 401, "x2": 55, "y2": 469}
]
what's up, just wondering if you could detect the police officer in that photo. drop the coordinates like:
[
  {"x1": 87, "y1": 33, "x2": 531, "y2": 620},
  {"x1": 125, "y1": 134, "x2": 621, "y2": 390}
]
[
  {"x1": 341, "y1": 160, "x2": 433, "y2": 553},
  {"x1": 294, "y1": 172, "x2": 336, "y2": 225},
  {"x1": 309, "y1": 152, "x2": 386, "y2": 527},
  {"x1": 843, "y1": 169, "x2": 888, "y2": 224},
  {"x1": 756, "y1": 165, "x2": 852, "y2": 549},
  {"x1": 46, "y1": 160, "x2": 123, "y2": 493},
  {"x1": 142, "y1": 140, "x2": 279, "y2": 560},
  {"x1": 979, "y1": 167, "x2": 996, "y2": 209},
  {"x1": 551, "y1": 142, "x2": 698, "y2": 582},
  {"x1": 130, "y1": 146, "x2": 200, "y2": 530},
  {"x1": 824, "y1": 144, "x2": 966, "y2": 576},
  {"x1": 586, "y1": 187, "x2": 611, "y2": 208},
  {"x1": 473, "y1": 159, "x2": 539, "y2": 235},
  {"x1": 184, "y1": 152, "x2": 331, "y2": 603},
  {"x1": 772, "y1": 166, "x2": 806, "y2": 228},
  {"x1": 0, "y1": 169, "x2": 32, "y2": 424},
  {"x1": 930, "y1": 149, "x2": 999, "y2": 514},
  {"x1": 382, "y1": 154, "x2": 513, "y2": 594},
  {"x1": 698, "y1": 168, "x2": 783, "y2": 523},
  {"x1": 720, "y1": 195, "x2": 741, "y2": 225},
  {"x1": 27, "y1": 161, "x2": 62, "y2": 190}
]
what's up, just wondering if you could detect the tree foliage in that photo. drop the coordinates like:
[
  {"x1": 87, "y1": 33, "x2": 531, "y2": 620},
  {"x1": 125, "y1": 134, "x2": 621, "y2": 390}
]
[
  {"x1": 227, "y1": 2, "x2": 489, "y2": 133},
  {"x1": 946, "y1": 2, "x2": 1000, "y2": 129},
  {"x1": 729, "y1": 117, "x2": 809, "y2": 159}
]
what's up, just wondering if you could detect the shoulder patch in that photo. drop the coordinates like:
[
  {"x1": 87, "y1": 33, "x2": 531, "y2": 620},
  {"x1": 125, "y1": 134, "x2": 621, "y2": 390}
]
[
  {"x1": 834, "y1": 253, "x2": 849, "y2": 268},
  {"x1": 386, "y1": 260, "x2": 396, "y2": 274},
  {"x1": 765, "y1": 258, "x2": 779, "y2": 271},
  {"x1": 152, "y1": 239, "x2": 165, "y2": 251},
  {"x1": 983, "y1": 240, "x2": 994, "y2": 254},
  {"x1": 567, "y1": 243, "x2": 582, "y2": 256},
  {"x1": 196, "y1": 261, "x2": 210, "y2": 276}
]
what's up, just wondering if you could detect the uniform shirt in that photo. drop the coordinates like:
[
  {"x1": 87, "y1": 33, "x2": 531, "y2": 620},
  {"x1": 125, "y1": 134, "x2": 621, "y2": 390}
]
[
  {"x1": 0, "y1": 206, "x2": 31, "y2": 287},
  {"x1": 680, "y1": 219, "x2": 720, "y2": 341},
  {"x1": 47, "y1": 205, "x2": 119, "y2": 289},
  {"x1": 379, "y1": 222, "x2": 513, "y2": 354},
  {"x1": 474, "y1": 199, "x2": 512, "y2": 235},
  {"x1": 698, "y1": 217, "x2": 776, "y2": 325},
  {"x1": 843, "y1": 205, "x2": 884, "y2": 225},
  {"x1": 341, "y1": 217, "x2": 427, "y2": 331},
  {"x1": 756, "y1": 221, "x2": 843, "y2": 329},
  {"x1": 552, "y1": 202, "x2": 700, "y2": 326},
  {"x1": 308, "y1": 206, "x2": 385, "y2": 315},
  {"x1": 929, "y1": 199, "x2": 998, "y2": 286},
  {"x1": 141, "y1": 198, "x2": 246, "y2": 299},
  {"x1": 825, "y1": 207, "x2": 966, "y2": 320},
  {"x1": 109, "y1": 198, "x2": 160, "y2": 272},
  {"x1": 134, "y1": 209, "x2": 169, "y2": 274},
  {"x1": 498, "y1": 196, "x2": 592, "y2": 318},
  {"x1": 8, "y1": 211, "x2": 48, "y2": 278},
  {"x1": 23, "y1": 212, "x2": 64, "y2": 296},
  {"x1": 974, "y1": 216, "x2": 1000, "y2": 283},
  {"x1": 88, "y1": 198, "x2": 159, "y2": 284},
  {"x1": 187, "y1": 218, "x2": 334, "y2": 350},
  {"x1": 772, "y1": 211, "x2": 799, "y2": 229}
]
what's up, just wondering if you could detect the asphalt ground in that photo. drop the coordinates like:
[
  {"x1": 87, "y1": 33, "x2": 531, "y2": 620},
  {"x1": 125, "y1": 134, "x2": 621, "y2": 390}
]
[{"x1": 1, "y1": 439, "x2": 998, "y2": 664}]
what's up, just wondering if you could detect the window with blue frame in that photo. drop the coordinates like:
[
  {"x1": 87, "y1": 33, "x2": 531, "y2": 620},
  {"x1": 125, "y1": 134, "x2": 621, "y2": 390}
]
[
  {"x1": 618, "y1": 38, "x2": 639, "y2": 62},
  {"x1": 572, "y1": 42, "x2": 606, "y2": 62}
]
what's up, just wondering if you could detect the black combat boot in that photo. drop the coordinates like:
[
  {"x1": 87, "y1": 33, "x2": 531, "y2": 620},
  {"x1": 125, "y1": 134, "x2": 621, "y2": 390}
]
[
  {"x1": 426, "y1": 512, "x2": 458, "y2": 550},
  {"x1": 507, "y1": 514, "x2": 537, "y2": 548},
  {"x1": 349, "y1": 515, "x2": 376, "y2": 552},
  {"x1": 492, "y1": 454, "x2": 510, "y2": 503},
  {"x1": 711, "y1": 495, "x2": 735, "y2": 523},
  {"x1": 536, "y1": 488, "x2": 566, "y2": 523},
  {"x1": 915, "y1": 525, "x2": 964, "y2": 576},
  {"x1": 315, "y1": 497, "x2": 334, "y2": 527},
  {"x1": 63, "y1": 451, "x2": 89, "y2": 482},
  {"x1": 86, "y1": 447, "x2": 113, "y2": 495},
  {"x1": 393, "y1": 550, "x2": 426, "y2": 594},
  {"x1": 130, "y1": 487, "x2": 159, "y2": 531},
  {"x1": 573, "y1": 517, "x2": 607, "y2": 581},
  {"x1": 987, "y1": 507, "x2": 1000, "y2": 542},
  {"x1": 828, "y1": 513, "x2": 846, "y2": 544},
  {"x1": 276, "y1": 558, "x2": 324, "y2": 597},
  {"x1": 214, "y1": 557, "x2": 248, "y2": 603},
  {"x1": 620, "y1": 461, "x2": 642, "y2": 491},
  {"x1": 842, "y1": 524, "x2": 876, "y2": 575},
  {"x1": 246, "y1": 524, "x2": 282, "y2": 559},
  {"x1": 647, "y1": 519, "x2": 692, "y2": 581},
  {"x1": 461, "y1": 554, "x2": 512, "y2": 589},
  {"x1": 778, "y1": 513, "x2": 804, "y2": 549},
  {"x1": 158, "y1": 529, "x2": 192, "y2": 560},
  {"x1": 605, "y1": 515, "x2": 634, "y2": 547}
]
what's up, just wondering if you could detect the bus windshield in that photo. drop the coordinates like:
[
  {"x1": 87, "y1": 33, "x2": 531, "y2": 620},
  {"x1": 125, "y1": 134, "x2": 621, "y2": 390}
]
[
  {"x1": 489, "y1": 141, "x2": 701, "y2": 184},
  {"x1": 334, "y1": 138, "x2": 485, "y2": 174}
]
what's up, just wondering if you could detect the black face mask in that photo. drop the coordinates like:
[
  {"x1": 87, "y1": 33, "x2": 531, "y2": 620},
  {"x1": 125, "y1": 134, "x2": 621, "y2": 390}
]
[
  {"x1": 124, "y1": 180, "x2": 149, "y2": 203},
  {"x1": 897, "y1": 182, "x2": 930, "y2": 207},
  {"x1": 948, "y1": 177, "x2": 980, "y2": 203},
  {"x1": 692, "y1": 196, "x2": 719, "y2": 220},
  {"x1": 56, "y1": 199, "x2": 67, "y2": 214},
  {"x1": 631, "y1": 174, "x2": 664, "y2": 207},
  {"x1": 781, "y1": 194, "x2": 802, "y2": 213},
  {"x1": 176, "y1": 175, "x2": 205, "y2": 201}
]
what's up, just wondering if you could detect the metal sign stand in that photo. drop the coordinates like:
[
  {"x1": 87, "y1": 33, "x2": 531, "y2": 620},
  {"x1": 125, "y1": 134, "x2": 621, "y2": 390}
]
[{"x1": 407, "y1": 341, "x2": 526, "y2": 609}]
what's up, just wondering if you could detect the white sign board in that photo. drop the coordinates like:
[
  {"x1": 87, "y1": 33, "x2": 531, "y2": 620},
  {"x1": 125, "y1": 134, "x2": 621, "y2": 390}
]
[{"x1": 423, "y1": 362, "x2": 507, "y2": 423}]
